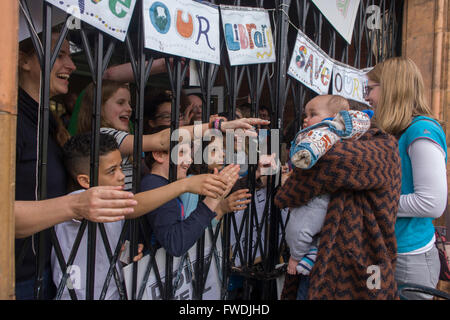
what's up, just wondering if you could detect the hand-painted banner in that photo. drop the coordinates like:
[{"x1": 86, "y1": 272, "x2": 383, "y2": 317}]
[
  {"x1": 332, "y1": 61, "x2": 371, "y2": 105},
  {"x1": 287, "y1": 30, "x2": 334, "y2": 95},
  {"x1": 311, "y1": 0, "x2": 361, "y2": 44},
  {"x1": 45, "y1": 0, "x2": 136, "y2": 41},
  {"x1": 143, "y1": 0, "x2": 220, "y2": 65},
  {"x1": 123, "y1": 226, "x2": 222, "y2": 300},
  {"x1": 220, "y1": 5, "x2": 276, "y2": 66}
]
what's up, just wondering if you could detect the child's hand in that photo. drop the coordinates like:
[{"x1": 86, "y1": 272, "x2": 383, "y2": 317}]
[
  {"x1": 217, "y1": 164, "x2": 241, "y2": 200},
  {"x1": 287, "y1": 256, "x2": 299, "y2": 275},
  {"x1": 186, "y1": 174, "x2": 228, "y2": 199},
  {"x1": 221, "y1": 118, "x2": 270, "y2": 137},
  {"x1": 120, "y1": 243, "x2": 144, "y2": 263},
  {"x1": 256, "y1": 153, "x2": 279, "y2": 178},
  {"x1": 132, "y1": 244, "x2": 144, "y2": 262},
  {"x1": 203, "y1": 164, "x2": 240, "y2": 215},
  {"x1": 221, "y1": 189, "x2": 252, "y2": 213}
]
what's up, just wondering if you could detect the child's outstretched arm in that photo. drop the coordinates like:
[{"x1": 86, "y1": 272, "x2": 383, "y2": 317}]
[
  {"x1": 129, "y1": 173, "x2": 229, "y2": 219},
  {"x1": 103, "y1": 58, "x2": 168, "y2": 82},
  {"x1": 117, "y1": 118, "x2": 271, "y2": 155}
]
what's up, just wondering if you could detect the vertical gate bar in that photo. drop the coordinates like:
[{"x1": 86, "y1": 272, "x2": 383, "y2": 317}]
[
  {"x1": 34, "y1": 2, "x2": 52, "y2": 299},
  {"x1": 129, "y1": 5, "x2": 146, "y2": 300},
  {"x1": 264, "y1": 0, "x2": 290, "y2": 292},
  {"x1": 86, "y1": 31, "x2": 103, "y2": 300}
]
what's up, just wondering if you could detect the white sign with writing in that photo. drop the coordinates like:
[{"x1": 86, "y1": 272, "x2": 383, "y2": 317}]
[
  {"x1": 123, "y1": 226, "x2": 222, "y2": 300},
  {"x1": 220, "y1": 5, "x2": 276, "y2": 66},
  {"x1": 142, "y1": 0, "x2": 220, "y2": 65},
  {"x1": 332, "y1": 61, "x2": 371, "y2": 105},
  {"x1": 311, "y1": 0, "x2": 361, "y2": 44},
  {"x1": 287, "y1": 30, "x2": 334, "y2": 95},
  {"x1": 45, "y1": 0, "x2": 136, "y2": 41}
]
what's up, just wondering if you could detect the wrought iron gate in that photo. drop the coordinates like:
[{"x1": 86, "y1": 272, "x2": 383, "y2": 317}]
[{"x1": 17, "y1": 0, "x2": 403, "y2": 300}]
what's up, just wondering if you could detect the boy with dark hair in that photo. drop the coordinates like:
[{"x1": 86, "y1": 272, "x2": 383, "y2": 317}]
[{"x1": 52, "y1": 133, "x2": 132, "y2": 300}]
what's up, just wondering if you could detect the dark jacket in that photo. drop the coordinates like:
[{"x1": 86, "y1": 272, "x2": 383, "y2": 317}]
[
  {"x1": 15, "y1": 88, "x2": 67, "y2": 282},
  {"x1": 141, "y1": 174, "x2": 216, "y2": 257},
  {"x1": 275, "y1": 128, "x2": 401, "y2": 300}
]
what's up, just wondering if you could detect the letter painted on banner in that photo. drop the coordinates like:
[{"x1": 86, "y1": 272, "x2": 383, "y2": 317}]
[
  {"x1": 143, "y1": 0, "x2": 220, "y2": 64},
  {"x1": 220, "y1": 5, "x2": 276, "y2": 65}
]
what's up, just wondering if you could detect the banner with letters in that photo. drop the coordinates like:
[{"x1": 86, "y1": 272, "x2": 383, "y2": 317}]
[
  {"x1": 220, "y1": 5, "x2": 276, "y2": 66},
  {"x1": 142, "y1": 0, "x2": 220, "y2": 65},
  {"x1": 287, "y1": 29, "x2": 334, "y2": 95},
  {"x1": 45, "y1": 0, "x2": 137, "y2": 41},
  {"x1": 123, "y1": 225, "x2": 222, "y2": 300},
  {"x1": 332, "y1": 61, "x2": 371, "y2": 105},
  {"x1": 311, "y1": 0, "x2": 361, "y2": 44}
]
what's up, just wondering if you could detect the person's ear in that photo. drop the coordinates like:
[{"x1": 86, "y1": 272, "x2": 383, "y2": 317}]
[
  {"x1": 76, "y1": 174, "x2": 90, "y2": 189},
  {"x1": 18, "y1": 51, "x2": 33, "y2": 72},
  {"x1": 152, "y1": 151, "x2": 166, "y2": 164}
]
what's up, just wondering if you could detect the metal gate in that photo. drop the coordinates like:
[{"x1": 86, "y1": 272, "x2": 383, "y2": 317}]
[{"x1": 17, "y1": 0, "x2": 403, "y2": 300}]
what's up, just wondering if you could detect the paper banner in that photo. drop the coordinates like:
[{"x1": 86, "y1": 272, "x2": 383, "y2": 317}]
[
  {"x1": 123, "y1": 225, "x2": 222, "y2": 300},
  {"x1": 311, "y1": 0, "x2": 361, "y2": 44},
  {"x1": 220, "y1": 5, "x2": 276, "y2": 66},
  {"x1": 45, "y1": 0, "x2": 136, "y2": 41},
  {"x1": 332, "y1": 61, "x2": 371, "y2": 105},
  {"x1": 143, "y1": 0, "x2": 220, "y2": 65},
  {"x1": 287, "y1": 30, "x2": 334, "y2": 95}
]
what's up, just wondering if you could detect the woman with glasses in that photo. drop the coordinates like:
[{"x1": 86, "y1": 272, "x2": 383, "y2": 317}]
[{"x1": 365, "y1": 57, "x2": 447, "y2": 300}]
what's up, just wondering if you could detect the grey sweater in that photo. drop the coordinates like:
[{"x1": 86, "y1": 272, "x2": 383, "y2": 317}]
[{"x1": 285, "y1": 194, "x2": 330, "y2": 261}]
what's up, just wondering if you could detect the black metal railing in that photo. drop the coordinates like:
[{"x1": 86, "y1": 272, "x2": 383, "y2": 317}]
[{"x1": 17, "y1": 0, "x2": 403, "y2": 300}]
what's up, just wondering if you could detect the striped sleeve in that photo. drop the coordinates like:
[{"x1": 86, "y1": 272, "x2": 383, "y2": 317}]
[{"x1": 100, "y1": 127, "x2": 129, "y2": 147}]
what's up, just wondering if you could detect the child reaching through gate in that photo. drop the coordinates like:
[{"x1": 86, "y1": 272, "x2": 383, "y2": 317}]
[
  {"x1": 52, "y1": 133, "x2": 238, "y2": 299},
  {"x1": 77, "y1": 80, "x2": 269, "y2": 191},
  {"x1": 285, "y1": 95, "x2": 372, "y2": 299}
]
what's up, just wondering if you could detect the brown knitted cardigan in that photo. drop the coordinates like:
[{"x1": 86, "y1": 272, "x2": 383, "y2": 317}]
[{"x1": 275, "y1": 128, "x2": 401, "y2": 300}]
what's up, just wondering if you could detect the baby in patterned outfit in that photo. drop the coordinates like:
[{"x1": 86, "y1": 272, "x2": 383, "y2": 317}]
[{"x1": 285, "y1": 95, "x2": 372, "y2": 300}]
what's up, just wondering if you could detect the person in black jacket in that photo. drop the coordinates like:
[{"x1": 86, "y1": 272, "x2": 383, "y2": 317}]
[{"x1": 15, "y1": 31, "x2": 138, "y2": 300}]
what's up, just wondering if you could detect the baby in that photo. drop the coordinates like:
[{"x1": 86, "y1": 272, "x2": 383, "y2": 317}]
[{"x1": 285, "y1": 95, "x2": 372, "y2": 300}]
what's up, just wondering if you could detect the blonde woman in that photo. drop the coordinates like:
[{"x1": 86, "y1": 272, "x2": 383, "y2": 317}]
[{"x1": 365, "y1": 57, "x2": 447, "y2": 300}]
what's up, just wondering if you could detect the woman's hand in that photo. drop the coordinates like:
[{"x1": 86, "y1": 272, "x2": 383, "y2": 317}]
[
  {"x1": 72, "y1": 186, "x2": 137, "y2": 223},
  {"x1": 185, "y1": 173, "x2": 228, "y2": 199}
]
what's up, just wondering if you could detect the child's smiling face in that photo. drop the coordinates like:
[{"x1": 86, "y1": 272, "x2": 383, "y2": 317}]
[{"x1": 102, "y1": 87, "x2": 132, "y2": 132}]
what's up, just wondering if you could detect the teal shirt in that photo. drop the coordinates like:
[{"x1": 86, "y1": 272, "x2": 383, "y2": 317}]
[{"x1": 396, "y1": 116, "x2": 447, "y2": 253}]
